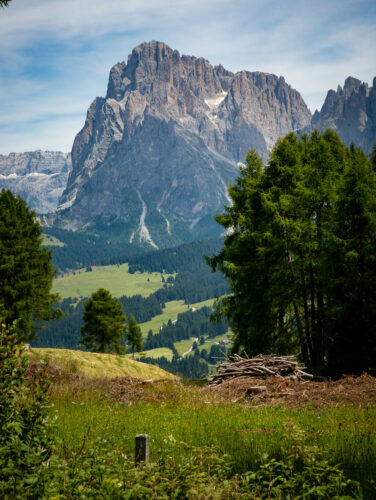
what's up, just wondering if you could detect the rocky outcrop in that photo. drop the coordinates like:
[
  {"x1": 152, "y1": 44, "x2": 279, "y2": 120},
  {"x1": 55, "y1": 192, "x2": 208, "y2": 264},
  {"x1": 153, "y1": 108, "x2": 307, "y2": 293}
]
[
  {"x1": 56, "y1": 41, "x2": 311, "y2": 246},
  {"x1": 0, "y1": 151, "x2": 71, "y2": 213},
  {"x1": 311, "y1": 76, "x2": 376, "y2": 153}
]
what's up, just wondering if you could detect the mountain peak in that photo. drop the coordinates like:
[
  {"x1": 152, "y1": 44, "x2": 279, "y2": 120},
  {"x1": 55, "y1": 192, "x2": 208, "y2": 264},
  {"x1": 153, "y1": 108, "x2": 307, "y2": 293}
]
[
  {"x1": 343, "y1": 76, "x2": 362, "y2": 93},
  {"x1": 55, "y1": 41, "x2": 311, "y2": 243},
  {"x1": 311, "y1": 76, "x2": 375, "y2": 152}
]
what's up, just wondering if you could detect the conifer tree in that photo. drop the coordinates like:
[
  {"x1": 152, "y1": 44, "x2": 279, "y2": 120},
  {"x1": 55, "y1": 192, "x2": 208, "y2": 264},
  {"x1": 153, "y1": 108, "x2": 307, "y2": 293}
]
[
  {"x1": 0, "y1": 190, "x2": 59, "y2": 341},
  {"x1": 127, "y1": 314, "x2": 143, "y2": 358},
  {"x1": 209, "y1": 131, "x2": 376, "y2": 376},
  {"x1": 81, "y1": 288, "x2": 127, "y2": 353}
]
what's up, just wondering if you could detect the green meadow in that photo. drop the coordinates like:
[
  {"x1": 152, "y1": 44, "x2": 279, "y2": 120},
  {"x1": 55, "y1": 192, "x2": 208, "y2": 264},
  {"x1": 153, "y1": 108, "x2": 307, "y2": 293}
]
[
  {"x1": 172, "y1": 333, "x2": 230, "y2": 356},
  {"x1": 197, "y1": 333, "x2": 230, "y2": 352},
  {"x1": 42, "y1": 234, "x2": 65, "y2": 247},
  {"x1": 53, "y1": 263, "x2": 172, "y2": 299},
  {"x1": 139, "y1": 299, "x2": 188, "y2": 335},
  {"x1": 50, "y1": 378, "x2": 376, "y2": 497},
  {"x1": 174, "y1": 337, "x2": 197, "y2": 355},
  {"x1": 190, "y1": 298, "x2": 215, "y2": 309},
  {"x1": 126, "y1": 347, "x2": 174, "y2": 361},
  {"x1": 139, "y1": 298, "x2": 220, "y2": 336}
]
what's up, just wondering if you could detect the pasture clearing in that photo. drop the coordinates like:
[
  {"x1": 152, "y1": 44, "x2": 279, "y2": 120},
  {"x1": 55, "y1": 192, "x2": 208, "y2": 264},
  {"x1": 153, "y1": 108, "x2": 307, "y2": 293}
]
[{"x1": 53, "y1": 263, "x2": 171, "y2": 299}]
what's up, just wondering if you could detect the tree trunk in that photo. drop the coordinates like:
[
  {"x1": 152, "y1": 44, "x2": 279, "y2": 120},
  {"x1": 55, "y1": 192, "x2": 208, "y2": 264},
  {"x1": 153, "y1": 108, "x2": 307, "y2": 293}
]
[{"x1": 299, "y1": 263, "x2": 314, "y2": 370}]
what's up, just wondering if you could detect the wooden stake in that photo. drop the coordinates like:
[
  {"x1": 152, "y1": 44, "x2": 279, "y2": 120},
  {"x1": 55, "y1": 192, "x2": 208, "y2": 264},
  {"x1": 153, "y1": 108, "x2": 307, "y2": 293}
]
[{"x1": 135, "y1": 434, "x2": 150, "y2": 464}]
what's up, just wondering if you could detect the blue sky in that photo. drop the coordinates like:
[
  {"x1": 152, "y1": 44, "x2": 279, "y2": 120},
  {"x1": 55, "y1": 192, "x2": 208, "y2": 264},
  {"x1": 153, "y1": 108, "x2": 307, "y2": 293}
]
[{"x1": 0, "y1": 0, "x2": 375, "y2": 154}]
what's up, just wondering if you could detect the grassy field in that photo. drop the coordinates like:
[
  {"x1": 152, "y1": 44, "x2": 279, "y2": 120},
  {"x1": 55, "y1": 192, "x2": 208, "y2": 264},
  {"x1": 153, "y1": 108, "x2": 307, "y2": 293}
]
[
  {"x1": 126, "y1": 347, "x2": 174, "y2": 361},
  {"x1": 174, "y1": 337, "x2": 198, "y2": 355},
  {"x1": 196, "y1": 332, "x2": 230, "y2": 352},
  {"x1": 139, "y1": 300, "x2": 188, "y2": 335},
  {"x1": 139, "y1": 298, "x2": 218, "y2": 336},
  {"x1": 130, "y1": 333, "x2": 229, "y2": 362},
  {"x1": 42, "y1": 234, "x2": 65, "y2": 247},
  {"x1": 53, "y1": 263, "x2": 171, "y2": 299},
  {"x1": 29, "y1": 348, "x2": 175, "y2": 379},
  {"x1": 190, "y1": 298, "x2": 215, "y2": 309},
  {"x1": 50, "y1": 379, "x2": 376, "y2": 497},
  {"x1": 173, "y1": 332, "x2": 230, "y2": 357}
]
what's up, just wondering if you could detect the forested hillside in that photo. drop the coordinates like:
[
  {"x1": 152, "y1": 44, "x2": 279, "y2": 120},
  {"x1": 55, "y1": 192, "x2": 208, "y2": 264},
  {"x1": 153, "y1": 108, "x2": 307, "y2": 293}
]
[{"x1": 32, "y1": 237, "x2": 229, "y2": 377}]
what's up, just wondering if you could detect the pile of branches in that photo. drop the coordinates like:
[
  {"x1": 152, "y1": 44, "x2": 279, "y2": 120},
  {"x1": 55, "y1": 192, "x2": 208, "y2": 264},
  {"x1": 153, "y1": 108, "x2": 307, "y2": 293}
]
[{"x1": 210, "y1": 353, "x2": 312, "y2": 385}]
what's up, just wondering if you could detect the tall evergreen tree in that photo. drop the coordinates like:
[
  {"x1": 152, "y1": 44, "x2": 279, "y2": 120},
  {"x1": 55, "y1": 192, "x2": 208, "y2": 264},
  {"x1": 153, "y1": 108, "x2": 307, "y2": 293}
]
[
  {"x1": 126, "y1": 314, "x2": 143, "y2": 358},
  {"x1": 0, "y1": 190, "x2": 59, "y2": 341},
  {"x1": 209, "y1": 131, "x2": 376, "y2": 376},
  {"x1": 81, "y1": 288, "x2": 127, "y2": 353},
  {"x1": 325, "y1": 146, "x2": 376, "y2": 374}
]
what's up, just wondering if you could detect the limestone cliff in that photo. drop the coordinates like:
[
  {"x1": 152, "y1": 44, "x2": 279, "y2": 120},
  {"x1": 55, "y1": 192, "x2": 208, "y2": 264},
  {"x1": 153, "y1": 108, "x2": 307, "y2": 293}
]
[
  {"x1": 56, "y1": 41, "x2": 311, "y2": 246},
  {"x1": 311, "y1": 76, "x2": 376, "y2": 153},
  {"x1": 0, "y1": 151, "x2": 71, "y2": 214}
]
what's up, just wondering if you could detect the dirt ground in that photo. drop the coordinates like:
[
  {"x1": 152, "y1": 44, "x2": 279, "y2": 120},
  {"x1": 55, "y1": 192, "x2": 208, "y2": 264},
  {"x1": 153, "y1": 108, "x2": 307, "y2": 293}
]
[
  {"x1": 207, "y1": 373, "x2": 376, "y2": 408},
  {"x1": 27, "y1": 361, "x2": 376, "y2": 408}
]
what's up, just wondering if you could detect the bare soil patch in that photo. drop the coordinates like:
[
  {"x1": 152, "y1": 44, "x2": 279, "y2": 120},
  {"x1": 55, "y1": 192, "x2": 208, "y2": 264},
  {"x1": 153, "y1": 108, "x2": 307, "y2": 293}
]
[
  {"x1": 208, "y1": 373, "x2": 376, "y2": 408},
  {"x1": 27, "y1": 361, "x2": 376, "y2": 408}
]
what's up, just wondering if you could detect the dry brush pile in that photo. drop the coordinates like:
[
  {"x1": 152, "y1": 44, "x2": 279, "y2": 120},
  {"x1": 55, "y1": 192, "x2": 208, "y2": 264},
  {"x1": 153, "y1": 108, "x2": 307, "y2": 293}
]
[{"x1": 210, "y1": 353, "x2": 312, "y2": 385}]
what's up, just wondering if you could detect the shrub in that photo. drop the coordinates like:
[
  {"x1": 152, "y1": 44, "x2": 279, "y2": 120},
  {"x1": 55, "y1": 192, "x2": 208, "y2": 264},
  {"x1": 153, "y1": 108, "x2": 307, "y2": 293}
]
[
  {"x1": 243, "y1": 422, "x2": 361, "y2": 499},
  {"x1": 0, "y1": 323, "x2": 55, "y2": 498}
]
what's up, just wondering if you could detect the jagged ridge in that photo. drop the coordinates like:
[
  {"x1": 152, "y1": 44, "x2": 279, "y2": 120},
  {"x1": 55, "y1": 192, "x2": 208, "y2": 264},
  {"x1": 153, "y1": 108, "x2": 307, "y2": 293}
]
[
  {"x1": 0, "y1": 151, "x2": 71, "y2": 214},
  {"x1": 310, "y1": 76, "x2": 376, "y2": 152},
  {"x1": 55, "y1": 41, "x2": 311, "y2": 246}
]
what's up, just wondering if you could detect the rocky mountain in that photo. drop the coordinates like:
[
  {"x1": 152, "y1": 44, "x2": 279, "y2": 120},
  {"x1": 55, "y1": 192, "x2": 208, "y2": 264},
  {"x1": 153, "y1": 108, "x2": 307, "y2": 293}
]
[
  {"x1": 311, "y1": 76, "x2": 376, "y2": 153},
  {"x1": 0, "y1": 151, "x2": 71, "y2": 214},
  {"x1": 55, "y1": 41, "x2": 311, "y2": 247}
]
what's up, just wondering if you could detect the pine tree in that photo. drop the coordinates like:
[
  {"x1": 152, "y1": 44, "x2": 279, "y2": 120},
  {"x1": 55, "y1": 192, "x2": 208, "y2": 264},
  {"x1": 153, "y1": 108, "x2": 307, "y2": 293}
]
[
  {"x1": 325, "y1": 146, "x2": 376, "y2": 374},
  {"x1": 127, "y1": 314, "x2": 143, "y2": 358},
  {"x1": 0, "y1": 190, "x2": 59, "y2": 341},
  {"x1": 81, "y1": 288, "x2": 127, "y2": 353},
  {"x1": 209, "y1": 131, "x2": 376, "y2": 376}
]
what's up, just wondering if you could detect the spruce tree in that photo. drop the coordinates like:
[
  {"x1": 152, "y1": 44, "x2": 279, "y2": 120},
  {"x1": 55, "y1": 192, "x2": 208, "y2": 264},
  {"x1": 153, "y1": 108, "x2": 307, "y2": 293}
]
[
  {"x1": 127, "y1": 314, "x2": 143, "y2": 358},
  {"x1": 325, "y1": 146, "x2": 376, "y2": 374},
  {"x1": 209, "y1": 131, "x2": 376, "y2": 376},
  {"x1": 81, "y1": 288, "x2": 127, "y2": 353},
  {"x1": 0, "y1": 190, "x2": 59, "y2": 341}
]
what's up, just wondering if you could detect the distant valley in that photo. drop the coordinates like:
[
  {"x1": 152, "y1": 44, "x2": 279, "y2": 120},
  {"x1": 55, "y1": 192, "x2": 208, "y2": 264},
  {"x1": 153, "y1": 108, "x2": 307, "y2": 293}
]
[{"x1": 2, "y1": 41, "x2": 376, "y2": 378}]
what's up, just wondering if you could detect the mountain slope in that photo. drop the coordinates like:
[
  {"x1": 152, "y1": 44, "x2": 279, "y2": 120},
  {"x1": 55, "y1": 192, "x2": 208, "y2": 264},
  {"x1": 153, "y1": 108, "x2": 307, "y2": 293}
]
[
  {"x1": 0, "y1": 151, "x2": 71, "y2": 213},
  {"x1": 311, "y1": 76, "x2": 376, "y2": 153},
  {"x1": 54, "y1": 41, "x2": 311, "y2": 245}
]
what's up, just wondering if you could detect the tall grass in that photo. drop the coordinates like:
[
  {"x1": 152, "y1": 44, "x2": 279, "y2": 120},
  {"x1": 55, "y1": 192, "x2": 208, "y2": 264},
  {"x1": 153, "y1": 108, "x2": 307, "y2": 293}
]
[{"x1": 51, "y1": 382, "x2": 376, "y2": 494}]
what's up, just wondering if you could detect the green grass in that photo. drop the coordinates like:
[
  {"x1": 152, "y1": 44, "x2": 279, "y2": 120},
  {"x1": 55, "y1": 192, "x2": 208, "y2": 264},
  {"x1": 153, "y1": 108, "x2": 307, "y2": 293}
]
[
  {"x1": 42, "y1": 234, "x2": 65, "y2": 247},
  {"x1": 51, "y1": 383, "x2": 376, "y2": 494},
  {"x1": 29, "y1": 348, "x2": 175, "y2": 380},
  {"x1": 140, "y1": 300, "x2": 188, "y2": 336},
  {"x1": 196, "y1": 332, "x2": 231, "y2": 352},
  {"x1": 190, "y1": 298, "x2": 215, "y2": 309},
  {"x1": 174, "y1": 338, "x2": 198, "y2": 356},
  {"x1": 126, "y1": 347, "x2": 174, "y2": 361},
  {"x1": 53, "y1": 263, "x2": 172, "y2": 299},
  {"x1": 174, "y1": 333, "x2": 230, "y2": 357},
  {"x1": 134, "y1": 333, "x2": 230, "y2": 361},
  {"x1": 140, "y1": 298, "x2": 219, "y2": 337}
]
